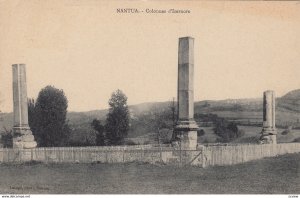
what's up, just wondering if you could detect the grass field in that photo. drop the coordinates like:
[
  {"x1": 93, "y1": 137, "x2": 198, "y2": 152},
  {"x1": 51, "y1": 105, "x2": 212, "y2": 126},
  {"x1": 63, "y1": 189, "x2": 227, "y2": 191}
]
[
  {"x1": 0, "y1": 153, "x2": 299, "y2": 194},
  {"x1": 197, "y1": 125, "x2": 300, "y2": 144}
]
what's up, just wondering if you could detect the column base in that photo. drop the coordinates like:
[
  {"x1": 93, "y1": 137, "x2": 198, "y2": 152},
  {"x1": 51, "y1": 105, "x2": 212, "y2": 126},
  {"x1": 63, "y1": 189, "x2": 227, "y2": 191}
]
[
  {"x1": 174, "y1": 120, "x2": 199, "y2": 131},
  {"x1": 13, "y1": 126, "x2": 37, "y2": 149},
  {"x1": 259, "y1": 127, "x2": 277, "y2": 144},
  {"x1": 173, "y1": 120, "x2": 199, "y2": 150},
  {"x1": 173, "y1": 131, "x2": 198, "y2": 150}
]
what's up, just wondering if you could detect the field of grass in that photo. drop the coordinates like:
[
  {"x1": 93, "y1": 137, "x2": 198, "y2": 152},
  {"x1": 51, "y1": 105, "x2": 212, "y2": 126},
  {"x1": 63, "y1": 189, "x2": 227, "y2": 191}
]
[
  {"x1": 197, "y1": 125, "x2": 300, "y2": 144},
  {"x1": 0, "y1": 153, "x2": 299, "y2": 194}
]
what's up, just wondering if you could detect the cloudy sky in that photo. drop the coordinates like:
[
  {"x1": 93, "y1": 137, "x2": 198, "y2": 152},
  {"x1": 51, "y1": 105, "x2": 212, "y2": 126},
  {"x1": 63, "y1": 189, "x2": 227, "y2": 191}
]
[{"x1": 0, "y1": 0, "x2": 299, "y2": 112}]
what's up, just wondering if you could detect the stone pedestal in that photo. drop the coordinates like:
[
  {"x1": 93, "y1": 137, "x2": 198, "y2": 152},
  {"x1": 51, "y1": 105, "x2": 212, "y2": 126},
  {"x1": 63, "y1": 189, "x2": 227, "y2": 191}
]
[
  {"x1": 260, "y1": 90, "x2": 277, "y2": 144},
  {"x1": 174, "y1": 37, "x2": 199, "y2": 150},
  {"x1": 12, "y1": 64, "x2": 37, "y2": 149}
]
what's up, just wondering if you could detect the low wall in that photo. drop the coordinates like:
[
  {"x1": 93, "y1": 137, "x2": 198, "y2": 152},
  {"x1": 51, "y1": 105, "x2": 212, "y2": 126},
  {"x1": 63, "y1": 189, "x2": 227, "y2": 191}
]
[{"x1": 0, "y1": 143, "x2": 299, "y2": 167}]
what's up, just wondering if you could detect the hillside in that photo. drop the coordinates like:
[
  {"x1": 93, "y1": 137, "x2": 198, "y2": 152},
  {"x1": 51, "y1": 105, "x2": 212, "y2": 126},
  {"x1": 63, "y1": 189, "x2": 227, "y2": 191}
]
[
  {"x1": 278, "y1": 89, "x2": 300, "y2": 112},
  {"x1": 1, "y1": 89, "x2": 300, "y2": 143}
]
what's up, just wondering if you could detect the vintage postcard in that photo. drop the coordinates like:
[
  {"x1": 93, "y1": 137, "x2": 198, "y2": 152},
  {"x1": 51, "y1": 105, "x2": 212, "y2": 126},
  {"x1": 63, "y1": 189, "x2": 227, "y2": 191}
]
[{"x1": 0, "y1": 0, "x2": 299, "y2": 196}]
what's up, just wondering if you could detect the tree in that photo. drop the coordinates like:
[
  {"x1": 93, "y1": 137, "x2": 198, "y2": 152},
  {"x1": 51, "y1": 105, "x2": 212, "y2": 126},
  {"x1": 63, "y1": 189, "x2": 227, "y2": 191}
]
[
  {"x1": 105, "y1": 89, "x2": 130, "y2": 145},
  {"x1": 33, "y1": 85, "x2": 70, "y2": 147},
  {"x1": 28, "y1": 98, "x2": 37, "y2": 136},
  {"x1": 213, "y1": 118, "x2": 243, "y2": 142},
  {"x1": 91, "y1": 119, "x2": 106, "y2": 146},
  {"x1": 197, "y1": 129, "x2": 205, "y2": 137},
  {"x1": 137, "y1": 103, "x2": 175, "y2": 145},
  {"x1": 152, "y1": 105, "x2": 174, "y2": 144},
  {"x1": 0, "y1": 127, "x2": 13, "y2": 148}
]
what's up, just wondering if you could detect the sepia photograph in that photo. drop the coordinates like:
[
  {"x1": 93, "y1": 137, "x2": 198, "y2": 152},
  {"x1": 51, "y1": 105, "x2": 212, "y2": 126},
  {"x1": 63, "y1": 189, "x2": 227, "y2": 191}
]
[{"x1": 0, "y1": 0, "x2": 299, "y2": 196}]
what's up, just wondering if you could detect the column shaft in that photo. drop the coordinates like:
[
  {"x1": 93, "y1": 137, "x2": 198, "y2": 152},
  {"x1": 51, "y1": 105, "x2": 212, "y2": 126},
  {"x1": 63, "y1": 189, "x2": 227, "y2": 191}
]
[
  {"x1": 12, "y1": 64, "x2": 29, "y2": 127},
  {"x1": 174, "y1": 37, "x2": 199, "y2": 150},
  {"x1": 260, "y1": 90, "x2": 277, "y2": 144},
  {"x1": 12, "y1": 64, "x2": 37, "y2": 149}
]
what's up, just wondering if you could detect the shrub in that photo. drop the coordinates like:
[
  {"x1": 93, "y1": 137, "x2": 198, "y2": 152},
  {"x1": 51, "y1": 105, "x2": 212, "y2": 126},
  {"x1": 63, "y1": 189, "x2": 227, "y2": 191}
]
[
  {"x1": 31, "y1": 85, "x2": 70, "y2": 147},
  {"x1": 1, "y1": 129, "x2": 13, "y2": 148},
  {"x1": 126, "y1": 140, "x2": 137, "y2": 145},
  {"x1": 91, "y1": 119, "x2": 106, "y2": 146},
  {"x1": 281, "y1": 130, "x2": 291, "y2": 135},
  {"x1": 197, "y1": 129, "x2": 205, "y2": 137},
  {"x1": 105, "y1": 89, "x2": 130, "y2": 145},
  {"x1": 293, "y1": 137, "x2": 300, "y2": 143},
  {"x1": 214, "y1": 119, "x2": 244, "y2": 142},
  {"x1": 202, "y1": 138, "x2": 209, "y2": 144},
  {"x1": 143, "y1": 141, "x2": 150, "y2": 145}
]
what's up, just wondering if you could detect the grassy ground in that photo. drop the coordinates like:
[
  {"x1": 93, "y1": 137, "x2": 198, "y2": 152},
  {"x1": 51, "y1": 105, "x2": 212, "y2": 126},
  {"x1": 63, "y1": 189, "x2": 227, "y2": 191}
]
[
  {"x1": 197, "y1": 125, "x2": 300, "y2": 144},
  {"x1": 0, "y1": 153, "x2": 299, "y2": 194}
]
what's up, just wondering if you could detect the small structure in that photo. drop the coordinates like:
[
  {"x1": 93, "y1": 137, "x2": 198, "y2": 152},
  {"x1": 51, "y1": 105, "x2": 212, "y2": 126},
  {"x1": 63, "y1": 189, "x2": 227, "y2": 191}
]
[
  {"x1": 12, "y1": 64, "x2": 37, "y2": 148},
  {"x1": 260, "y1": 90, "x2": 277, "y2": 144},
  {"x1": 173, "y1": 37, "x2": 199, "y2": 150}
]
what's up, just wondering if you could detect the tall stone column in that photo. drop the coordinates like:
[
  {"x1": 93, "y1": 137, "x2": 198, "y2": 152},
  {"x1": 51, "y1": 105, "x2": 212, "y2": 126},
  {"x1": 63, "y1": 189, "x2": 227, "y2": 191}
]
[
  {"x1": 260, "y1": 90, "x2": 277, "y2": 144},
  {"x1": 12, "y1": 64, "x2": 37, "y2": 149},
  {"x1": 174, "y1": 37, "x2": 199, "y2": 150}
]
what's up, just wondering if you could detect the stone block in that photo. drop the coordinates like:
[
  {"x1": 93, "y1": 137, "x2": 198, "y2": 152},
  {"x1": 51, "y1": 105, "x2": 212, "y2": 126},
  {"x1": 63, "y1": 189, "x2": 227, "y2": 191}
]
[
  {"x1": 20, "y1": 134, "x2": 35, "y2": 142},
  {"x1": 23, "y1": 141, "x2": 37, "y2": 149}
]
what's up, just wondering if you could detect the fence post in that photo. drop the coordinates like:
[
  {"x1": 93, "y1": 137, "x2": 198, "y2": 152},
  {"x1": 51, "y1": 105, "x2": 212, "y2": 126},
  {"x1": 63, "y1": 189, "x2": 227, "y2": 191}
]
[
  {"x1": 202, "y1": 147, "x2": 205, "y2": 168},
  {"x1": 59, "y1": 148, "x2": 61, "y2": 163},
  {"x1": 7, "y1": 148, "x2": 9, "y2": 163},
  {"x1": 179, "y1": 142, "x2": 182, "y2": 167},
  {"x1": 73, "y1": 147, "x2": 75, "y2": 162},
  {"x1": 18, "y1": 149, "x2": 21, "y2": 162},
  {"x1": 80, "y1": 147, "x2": 82, "y2": 162},
  {"x1": 123, "y1": 150, "x2": 125, "y2": 163},
  {"x1": 106, "y1": 151, "x2": 108, "y2": 163},
  {"x1": 0, "y1": 149, "x2": 2, "y2": 163},
  {"x1": 44, "y1": 148, "x2": 47, "y2": 163}
]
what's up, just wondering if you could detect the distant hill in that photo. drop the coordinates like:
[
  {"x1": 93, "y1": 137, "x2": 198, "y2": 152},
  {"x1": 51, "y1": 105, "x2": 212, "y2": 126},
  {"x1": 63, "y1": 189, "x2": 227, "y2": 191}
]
[
  {"x1": 278, "y1": 89, "x2": 300, "y2": 112},
  {"x1": 1, "y1": 89, "x2": 300, "y2": 139},
  {"x1": 67, "y1": 109, "x2": 107, "y2": 125}
]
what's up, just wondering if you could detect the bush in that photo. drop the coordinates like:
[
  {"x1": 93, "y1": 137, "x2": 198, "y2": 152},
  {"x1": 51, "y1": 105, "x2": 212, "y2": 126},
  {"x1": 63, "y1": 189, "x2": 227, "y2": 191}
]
[
  {"x1": 91, "y1": 119, "x2": 106, "y2": 146},
  {"x1": 281, "y1": 130, "x2": 291, "y2": 135},
  {"x1": 197, "y1": 129, "x2": 205, "y2": 137},
  {"x1": 202, "y1": 138, "x2": 209, "y2": 144},
  {"x1": 293, "y1": 137, "x2": 300, "y2": 143},
  {"x1": 105, "y1": 89, "x2": 130, "y2": 145},
  {"x1": 1, "y1": 130, "x2": 13, "y2": 148},
  {"x1": 214, "y1": 119, "x2": 244, "y2": 142},
  {"x1": 31, "y1": 85, "x2": 70, "y2": 147},
  {"x1": 126, "y1": 140, "x2": 137, "y2": 145}
]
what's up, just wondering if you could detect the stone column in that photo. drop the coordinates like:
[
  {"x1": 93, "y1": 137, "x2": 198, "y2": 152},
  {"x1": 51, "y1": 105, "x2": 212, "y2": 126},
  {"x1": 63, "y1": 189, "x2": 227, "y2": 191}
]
[
  {"x1": 174, "y1": 37, "x2": 199, "y2": 150},
  {"x1": 12, "y1": 64, "x2": 37, "y2": 149},
  {"x1": 260, "y1": 90, "x2": 277, "y2": 144}
]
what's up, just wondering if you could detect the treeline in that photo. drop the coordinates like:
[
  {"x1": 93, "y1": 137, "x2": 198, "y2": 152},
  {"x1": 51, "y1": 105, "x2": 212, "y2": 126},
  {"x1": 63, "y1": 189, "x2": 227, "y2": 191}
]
[
  {"x1": 195, "y1": 113, "x2": 244, "y2": 142},
  {"x1": 28, "y1": 86, "x2": 130, "y2": 147},
  {"x1": 30, "y1": 87, "x2": 130, "y2": 147},
  {"x1": 1, "y1": 86, "x2": 245, "y2": 147}
]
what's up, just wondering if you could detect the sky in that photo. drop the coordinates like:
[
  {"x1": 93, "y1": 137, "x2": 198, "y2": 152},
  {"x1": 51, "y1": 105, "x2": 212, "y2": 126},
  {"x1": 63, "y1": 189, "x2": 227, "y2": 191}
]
[{"x1": 0, "y1": 0, "x2": 299, "y2": 113}]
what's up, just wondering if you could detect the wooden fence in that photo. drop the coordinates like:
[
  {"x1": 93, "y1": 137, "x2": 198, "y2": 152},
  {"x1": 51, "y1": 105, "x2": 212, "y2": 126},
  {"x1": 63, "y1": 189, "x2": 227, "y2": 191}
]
[
  {"x1": 201, "y1": 143, "x2": 300, "y2": 167},
  {"x1": 0, "y1": 143, "x2": 299, "y2": 167}
]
